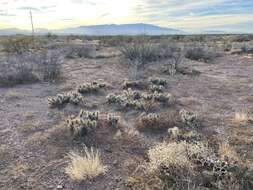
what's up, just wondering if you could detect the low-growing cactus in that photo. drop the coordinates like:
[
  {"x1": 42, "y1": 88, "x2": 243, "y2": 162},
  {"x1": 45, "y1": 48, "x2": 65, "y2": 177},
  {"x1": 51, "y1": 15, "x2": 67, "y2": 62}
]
[
  {"x1": 137, "y1": 113, "x2": 162, "y2": 131},
  {"x1": 150, "y1": 85, "x2": 164, "y2": 93},
  {"x1": 78, "y1": 110, "x2": 99, "y2": 121},
  {"x1": 67, "y1": 117, "x2": 97, "y2": 137},
  {"x1": 179, "y1": 109, "x2": 198, "y2": 128},
  {"x1": 123, "y1": 88, "x2": 141, "y2": 100},
  {"x1": 68, "y1": 91, "x2": 86, "y2": 105},
  {"x1": 48, "y1": 91, "x2": 86, "y2": 107},
  {"x1": 153, "y1": 92, "x2": 172, "y2": 103},
  {"x1": 150, "y1": 78, "x2": 167, "y2": 86},
  {"x1": 78, "y1": 81, "x2": 106, "y2": 94},
  {"x1": 48, "y1": 93, "x2": 70, "y2": 107},
  {"x1": 107, "y1": 113, "x2": 120, "y2": 128}
]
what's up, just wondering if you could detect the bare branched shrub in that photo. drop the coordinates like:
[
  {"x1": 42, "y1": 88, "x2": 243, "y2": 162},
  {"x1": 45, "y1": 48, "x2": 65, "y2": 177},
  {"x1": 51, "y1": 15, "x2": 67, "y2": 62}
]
[
  {"x1": 34, "y1": 50, "x2": 63, "y2": 81},
  {"x1": 241, "y1": 44, "x2": 253, "y2": 54},
  {"x1": 0, "y1": 53, "x2": 39, "y2": 86},
  {"x1": 185, "y1": 47, "x2": 221, "y2": 63},
  {"x1": 0, "y1": 50, "x2": 63, "y2": 86},
  {"x1": 65, "y1": 147, "x2": 108, "y2": 181},
  {"x1": 65, "y1": 44, "x2": 94, "y2": 58}
]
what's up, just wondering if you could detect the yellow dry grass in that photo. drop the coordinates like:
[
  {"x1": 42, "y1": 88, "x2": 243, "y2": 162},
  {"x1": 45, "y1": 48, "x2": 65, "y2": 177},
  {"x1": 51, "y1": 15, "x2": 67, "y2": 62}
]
[
  {"x1": 218, "y1": 142, "x2": 239, "y2": 162},
  {"x1": 65, "y1": 147, "x2": 108, "y2": 181},
  {"x1": 232, "y1": 111, "x2": 249, "y2": 125}
]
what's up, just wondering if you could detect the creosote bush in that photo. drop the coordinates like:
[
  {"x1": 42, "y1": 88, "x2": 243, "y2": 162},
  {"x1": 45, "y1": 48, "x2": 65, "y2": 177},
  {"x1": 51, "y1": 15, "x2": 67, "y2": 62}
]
[
  {"x1": 185, "y1": 47, "x2": 220, "y2": 63},
  {"x1": 0, "y1": 50, "x2": 63, "y2": 86},
  {"x1": 65, "y1": 147, "x2": 108, "y2": 181},
  {"x1": 65, "y1": 44, "x2": 94, "y2": 58}
]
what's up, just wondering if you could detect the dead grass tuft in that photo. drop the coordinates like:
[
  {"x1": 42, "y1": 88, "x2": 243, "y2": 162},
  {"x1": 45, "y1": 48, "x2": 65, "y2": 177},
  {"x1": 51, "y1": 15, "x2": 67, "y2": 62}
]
[
  {"x1": 218, "y1": 142, "x2": 240, "y2": 162},
  {"x1": 232, "y1": 111, "x2": 250, "y2": 125},
  {"x1": 65, "y1": 147, "x2": 108, "y2": 181}
]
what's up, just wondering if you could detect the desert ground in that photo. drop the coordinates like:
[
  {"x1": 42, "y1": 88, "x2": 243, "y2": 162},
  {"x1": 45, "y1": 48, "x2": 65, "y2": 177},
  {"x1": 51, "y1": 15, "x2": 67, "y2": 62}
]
[{"x1": 0, "y1": 35, "x2": 252, "y2": 190}]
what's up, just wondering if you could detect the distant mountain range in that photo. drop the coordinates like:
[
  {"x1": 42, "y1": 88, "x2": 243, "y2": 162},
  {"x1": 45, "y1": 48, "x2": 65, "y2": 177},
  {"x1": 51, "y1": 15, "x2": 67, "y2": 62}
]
[{"x1": 0, "y1": 23, "x2": 184, "y2": 36}]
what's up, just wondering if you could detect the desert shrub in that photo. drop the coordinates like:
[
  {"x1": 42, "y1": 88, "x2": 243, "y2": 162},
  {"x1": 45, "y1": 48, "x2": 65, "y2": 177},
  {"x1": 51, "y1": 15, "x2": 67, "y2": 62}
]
[
  {"x1": 137, "y1": 111, "x2": 180, "y2": 132},
  {"x1": 34, "y1": 51, "x2": 63, "y2": 81},
  {"x1": 65, "y1": 147, "x2": 107, "y2": 181},
  {"x1": 149, "y1": 78, "x2": 167, "y2": 86},
  {"x1": 65, "y1": 44, "x2": 94, "y2": 58},
  {"x1": 241, "y1": 44, "x2": 253, "y2": 54},
  {"x1": 0, "y1": 53, "x2": 39, "y2": 86},
  {"x1": 107, "y1": 113, "x2": 120, "y2": 128},
  {"x1": 120, "y1": 43, "x2": 158, "y2": 65},
  {"x1": 122, "y1": 80, "x2": 147, "y2": 90},
  {"x1": 185, "y1": 47, "x2": 220, "y2": 63}
]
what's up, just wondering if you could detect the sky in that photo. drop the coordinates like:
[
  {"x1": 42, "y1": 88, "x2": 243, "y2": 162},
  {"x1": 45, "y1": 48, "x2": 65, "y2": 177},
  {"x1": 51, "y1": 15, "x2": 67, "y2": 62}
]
[{"x1": 0, "y1": 0, "x2": 253, "y2": 33}]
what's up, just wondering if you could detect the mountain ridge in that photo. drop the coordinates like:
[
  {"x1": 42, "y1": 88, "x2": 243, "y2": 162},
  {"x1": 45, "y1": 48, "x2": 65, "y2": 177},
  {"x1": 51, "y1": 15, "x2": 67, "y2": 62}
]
[{"x1": 0, "y1": 23, "x2": 183, "y2": 35}]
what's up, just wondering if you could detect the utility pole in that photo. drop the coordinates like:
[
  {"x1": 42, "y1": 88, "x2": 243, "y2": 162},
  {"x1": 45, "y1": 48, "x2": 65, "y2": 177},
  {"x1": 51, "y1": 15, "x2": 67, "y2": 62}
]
[{"x1": 29, "y1": 9, "x2": 34, "y2": 35}]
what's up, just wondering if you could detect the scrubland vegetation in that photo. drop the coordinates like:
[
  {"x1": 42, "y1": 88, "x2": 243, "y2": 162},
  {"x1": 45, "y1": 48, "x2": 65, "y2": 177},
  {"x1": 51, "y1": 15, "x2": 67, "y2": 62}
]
[{"x1": 0, "y1": 34, "x2": 252, "y2": 190}]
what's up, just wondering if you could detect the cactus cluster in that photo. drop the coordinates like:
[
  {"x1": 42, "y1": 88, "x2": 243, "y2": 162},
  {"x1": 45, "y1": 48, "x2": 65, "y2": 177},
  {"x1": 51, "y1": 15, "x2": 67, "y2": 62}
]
[
  {"x1": 48, "y1": 91, "x2": 85, "y2": 107},
  {"x1": 150, "y1": 85, "x2": 164, "y2": 93},
  {"x1": 150, "y1": 78, "x2": 167, "y2": 86},
  {"x1": 107, "y1": 113, "x2": 120, "y2": 128},
  {"x1": 179, "y1": 109, "x2": 198, "y2": 128},
  {"x1": 141, "y1": 91, "x2": 172, "y2": 103},
  {"x1": 78, "y1": 81, "x2": 106, "y2": 94},
  {"x1": 48, "y1": 93, "x2": 71, "y2": 107},
  {"x1": 66, "y1": 110, "x2": 99, "y2": 137},
  {"x1": 189, "y1": 148, "x2": 233, "y2": 180},
  {"x1": 123, "y1": 88, "x2": 142, "y2": 100},
  {"x1": 78, "y1": 110, "x2": 99, "y2": 121},
  {"x1": 106, "y1": 90, "x2": 144, "y2": 110},
  {"x1": 68, "y1": 91, "x2": 86, "y2": 105}
]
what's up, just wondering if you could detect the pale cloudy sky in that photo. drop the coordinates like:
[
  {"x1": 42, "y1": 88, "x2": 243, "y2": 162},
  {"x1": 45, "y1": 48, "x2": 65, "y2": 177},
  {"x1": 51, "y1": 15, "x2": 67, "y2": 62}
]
[{"x1": 0, "y1": 0, "x2": 252, "y2": 33}]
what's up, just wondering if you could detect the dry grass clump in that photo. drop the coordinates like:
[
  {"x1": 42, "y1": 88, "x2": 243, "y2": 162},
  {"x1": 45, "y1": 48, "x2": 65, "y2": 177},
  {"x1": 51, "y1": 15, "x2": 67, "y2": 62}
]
[
  {"x1": 65, "y1": 147, "x2": 108, "y2": 181},
  {"x1": 232, "y1": 111, "x2": 250, "y2": 125},
  {"x1": 218, "y1": 142, "x2": 240, "y2": 163}
]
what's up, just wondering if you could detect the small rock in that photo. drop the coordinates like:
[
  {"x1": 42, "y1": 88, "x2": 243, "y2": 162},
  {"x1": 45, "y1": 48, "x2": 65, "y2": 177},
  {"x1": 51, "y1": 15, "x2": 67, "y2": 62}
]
[{"x1": 57, "y1": 185, "x2": 63, "y2": 189}]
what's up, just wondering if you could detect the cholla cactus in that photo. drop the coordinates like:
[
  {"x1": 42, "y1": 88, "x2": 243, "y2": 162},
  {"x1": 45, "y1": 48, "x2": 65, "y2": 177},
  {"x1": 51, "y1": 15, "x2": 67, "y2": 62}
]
[
  {"x1": 66, "y1": 117, "x2": 97, "y2": 137},
  {"x1": 150, "y1": 85, "x2": 164, "y2": 93},
  {"x1": 78, "y1": 81, "x2": 106, "y2": 94},
  {"x1": 141, "y1": 92, "x2": 154, "y2": 101},
  {"x1": 78, "y1": 110, "x2": 99, "y2": 121},
  {"x1": 153, "y1": 92, "x2": 172, "y2": 103},
  {"x1": 107, "y1": 113, "x2": 120, "y2": 128},
  {"x1": 106, "y1": 93, "x2": 126, "y2": 105},
  {"x1": 179, "y1": 109, "x2": 198, "y2": 128},
  {"x1": 123, "y1": 88, "x2": 141, "y2": 100},
  {"x1": 68, "y1": 91, "x2": 86, "y2": 105},
  {"x1": 150, "y1": 78, "x2": 167, "y2": 86},
  {"x1": 124, "y1": 100, "x2": 144, "y2": 110},
  {"x1": 48, "y1": 93, "x2": 70, "y2": 107}
]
